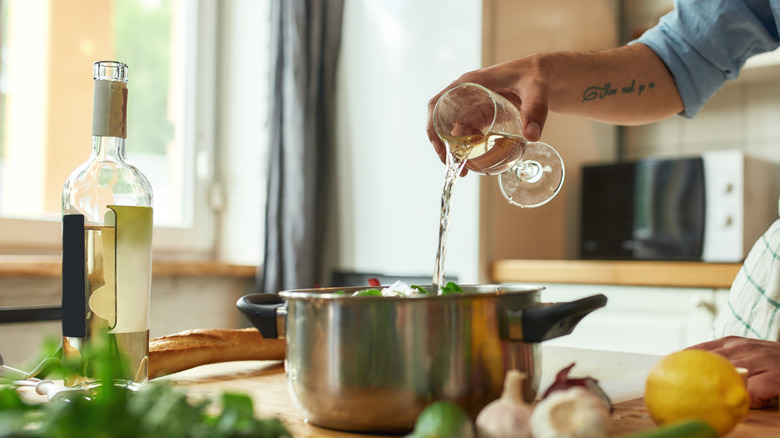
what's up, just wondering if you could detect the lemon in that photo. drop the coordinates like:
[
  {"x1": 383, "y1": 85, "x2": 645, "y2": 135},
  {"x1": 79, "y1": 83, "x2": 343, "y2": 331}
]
[
  {"x1": 406, "y1": 401, "x2": 474, "y2": 438},
  {"x1": 644, "y1": 349, "x2": 749, "y2": 436}
]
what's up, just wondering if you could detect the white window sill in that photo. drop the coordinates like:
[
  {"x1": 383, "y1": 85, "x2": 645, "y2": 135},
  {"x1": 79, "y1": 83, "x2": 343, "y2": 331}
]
[{"x1": 0, "y1": 255, "x2": 256, "y2": 279}]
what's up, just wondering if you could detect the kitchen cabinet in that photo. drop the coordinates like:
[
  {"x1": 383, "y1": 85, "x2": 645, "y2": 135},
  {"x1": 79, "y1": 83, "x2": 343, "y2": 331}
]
[
  {"x1": 490, "y1": 259, "x2": 741, "y2": 355},
  {"x1": 539, "y1": 283, "x2": 726, "y2": 355}
]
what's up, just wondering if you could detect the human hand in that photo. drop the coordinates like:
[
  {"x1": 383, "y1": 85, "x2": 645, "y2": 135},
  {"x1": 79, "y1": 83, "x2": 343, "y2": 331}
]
[
  {"x1": 688, "y1": 336, "x2": 780, "y2": 408},
  {"x1": 426, "y1": 55, "x2": 550, "y2": 167}
]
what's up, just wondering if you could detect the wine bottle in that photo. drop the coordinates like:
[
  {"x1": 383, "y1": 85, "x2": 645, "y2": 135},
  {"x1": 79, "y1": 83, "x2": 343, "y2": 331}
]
[{"x1": 61, "y1": 61, "x2": 154, "y2": 386}]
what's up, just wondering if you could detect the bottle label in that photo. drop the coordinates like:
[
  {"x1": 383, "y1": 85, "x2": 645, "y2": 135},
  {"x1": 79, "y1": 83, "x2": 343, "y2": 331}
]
[
  {"x1": 109, "y1": 206, "x2": 153, "y2": 333},
  {"x1": 92, "y1": 80, "x2": 128, "y2": 138},
  {"x1": 62, "y1": 214, "x2": 86, "y2": 338},
  {"x1": 61, "y1": 206, "x2": 153, "y2": 337}
]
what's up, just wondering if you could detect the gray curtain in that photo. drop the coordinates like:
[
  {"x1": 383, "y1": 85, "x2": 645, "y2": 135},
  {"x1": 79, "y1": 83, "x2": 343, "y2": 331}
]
[{"x1": 259, "y1": 0, "x2": 344, "y2": 294}]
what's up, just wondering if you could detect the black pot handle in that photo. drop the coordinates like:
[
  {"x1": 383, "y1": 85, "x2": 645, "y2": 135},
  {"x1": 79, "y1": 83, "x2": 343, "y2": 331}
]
[
  {"x1": 503, "y1": 294, "x2": 607, "y2": 343},
  {"x1": 236, "y1": 293, "x2": 286, "y2": 339}
]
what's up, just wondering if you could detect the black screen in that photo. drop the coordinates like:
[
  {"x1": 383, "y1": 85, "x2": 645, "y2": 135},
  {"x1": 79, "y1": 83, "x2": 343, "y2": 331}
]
[{"x1": 581, "y1": 158, "x2": 705, "y2": 260}]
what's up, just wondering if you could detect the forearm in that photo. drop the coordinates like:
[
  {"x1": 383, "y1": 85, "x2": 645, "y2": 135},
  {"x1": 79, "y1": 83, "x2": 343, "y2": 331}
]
[
  {"x1": 428, "y1": 43, "x2": 685, "y2": 156},
  {"x1": 542, "y1": 44, "x2": 683, "y2": 124}
]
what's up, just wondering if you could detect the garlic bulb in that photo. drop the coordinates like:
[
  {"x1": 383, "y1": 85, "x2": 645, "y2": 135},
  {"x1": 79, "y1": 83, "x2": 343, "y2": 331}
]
[
  {"x1": 475, "y1": 370, "x2": 533, "y2": 438},
  {"x1": 530, "y1": 386, "x2": 610, "y2": 438}
]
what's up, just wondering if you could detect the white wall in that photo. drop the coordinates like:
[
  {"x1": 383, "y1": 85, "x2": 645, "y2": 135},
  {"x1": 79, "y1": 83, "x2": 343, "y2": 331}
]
[{"x1": 326, "y1": 0, "x2": 482, "y2": 284}]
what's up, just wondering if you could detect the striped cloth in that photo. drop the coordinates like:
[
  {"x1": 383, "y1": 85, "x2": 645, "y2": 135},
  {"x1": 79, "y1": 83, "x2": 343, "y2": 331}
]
[{"x1": 712, "y1": 219, "x2": 780, "y2": 341}]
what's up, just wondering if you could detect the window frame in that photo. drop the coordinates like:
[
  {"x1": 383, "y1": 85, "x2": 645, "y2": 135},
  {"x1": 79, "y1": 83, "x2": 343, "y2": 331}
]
[{"x1": 0, "y1": 0, "x2": 219, "y2": 258}]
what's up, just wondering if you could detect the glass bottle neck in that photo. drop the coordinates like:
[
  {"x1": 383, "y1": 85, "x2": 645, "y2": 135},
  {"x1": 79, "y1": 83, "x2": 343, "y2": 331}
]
[
  {"x1": 91, "y1": 135, "x2": 127, "y2": 161},
  {"x1": 91, "y1": 62, "x2": 129, "y2": 162}
]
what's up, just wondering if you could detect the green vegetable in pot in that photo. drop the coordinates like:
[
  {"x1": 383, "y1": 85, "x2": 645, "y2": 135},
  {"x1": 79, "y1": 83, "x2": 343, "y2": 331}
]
[
  {"x1": 440, "y1": 282, "x2": 465, "y2": 295},
  {"x1": 406, "y1": 401, "x2": 474, "y2": 438},
  {"x1": 411, "y1": 285, "x2": 429, "y2": 295},
  {"x1": 352, "y1": 288, "x2": 383, "y2": 296},
  {"x1": 345, "y1": 280, "x2": 465, "y2": 297}
]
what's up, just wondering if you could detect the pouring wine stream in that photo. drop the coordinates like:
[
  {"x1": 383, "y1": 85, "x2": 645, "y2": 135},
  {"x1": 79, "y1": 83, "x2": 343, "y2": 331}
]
[{"x1": 432, "y1": 139, "x2": 471, "y2": 294}]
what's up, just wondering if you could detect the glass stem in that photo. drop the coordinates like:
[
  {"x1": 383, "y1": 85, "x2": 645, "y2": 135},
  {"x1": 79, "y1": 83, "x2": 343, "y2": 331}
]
[{"x1": 516, "y1": 160, "x2": 543, "y2": 184}]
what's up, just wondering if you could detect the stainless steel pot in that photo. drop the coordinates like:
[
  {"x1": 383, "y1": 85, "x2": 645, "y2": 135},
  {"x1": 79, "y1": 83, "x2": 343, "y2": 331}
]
[{"x1": 237, "y1": 284, "x2": 606, "y2": 433}]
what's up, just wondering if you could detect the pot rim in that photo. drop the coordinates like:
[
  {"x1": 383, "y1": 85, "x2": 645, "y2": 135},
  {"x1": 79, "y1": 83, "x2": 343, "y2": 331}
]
[{"x1": 278, "y1": 283, "x2": 546, "y2": 301}]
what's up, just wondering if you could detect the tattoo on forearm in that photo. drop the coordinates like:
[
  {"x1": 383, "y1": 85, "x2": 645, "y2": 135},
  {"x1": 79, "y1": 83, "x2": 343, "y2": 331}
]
[{"x1": 582, "y1": 79, "x2": 655, "y2": 101}]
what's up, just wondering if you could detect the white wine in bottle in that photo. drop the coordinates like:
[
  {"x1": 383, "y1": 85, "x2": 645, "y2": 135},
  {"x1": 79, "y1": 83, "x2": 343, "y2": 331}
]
[{"x1": 61, "y1": 61, "x2": 153, "y2": 387}]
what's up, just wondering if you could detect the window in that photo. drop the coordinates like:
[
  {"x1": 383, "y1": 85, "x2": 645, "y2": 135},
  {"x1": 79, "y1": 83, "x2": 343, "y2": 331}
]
[{"x1": 0, "y1": 0, "x2": 236, "y2": 258}]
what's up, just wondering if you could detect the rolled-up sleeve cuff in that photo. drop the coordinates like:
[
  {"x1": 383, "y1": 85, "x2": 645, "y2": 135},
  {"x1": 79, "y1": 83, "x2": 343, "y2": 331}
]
[{"x1": 631, "y1": 28, "x2": 727, "y2": 119}]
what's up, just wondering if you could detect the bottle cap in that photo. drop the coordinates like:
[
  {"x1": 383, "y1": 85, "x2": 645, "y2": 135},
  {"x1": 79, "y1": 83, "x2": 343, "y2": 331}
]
[{"x1": 92, "y1": 61, "x2": 128, "y2": 137}]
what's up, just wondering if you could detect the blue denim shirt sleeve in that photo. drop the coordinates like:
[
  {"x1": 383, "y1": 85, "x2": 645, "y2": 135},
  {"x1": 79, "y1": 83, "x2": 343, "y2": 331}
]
[{"x1": 632, "y1": 0, "x2": 780, "y2": 118}]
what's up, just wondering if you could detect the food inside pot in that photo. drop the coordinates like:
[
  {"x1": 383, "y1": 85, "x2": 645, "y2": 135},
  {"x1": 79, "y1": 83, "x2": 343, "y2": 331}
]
[{"x1": 336, "y1": 280, "x2": 464, "y2": 297}]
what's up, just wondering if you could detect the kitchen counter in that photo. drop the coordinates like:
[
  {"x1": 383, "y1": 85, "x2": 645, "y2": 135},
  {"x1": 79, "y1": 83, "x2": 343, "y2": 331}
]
[
  {"x1": 491, "y1": 259, "x2": 742, "y2": 289},
  {"x1": 163, "y1": 346, "x2": 779, "y2": 437},
  {"x1": 0, "y1": 255, "x2": 741, "y2": 288}
]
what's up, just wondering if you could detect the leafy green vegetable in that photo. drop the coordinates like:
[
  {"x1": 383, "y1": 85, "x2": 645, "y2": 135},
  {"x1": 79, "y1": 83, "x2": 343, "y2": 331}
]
[
  {"x1": 440, "y1": 282, "x2": 465, "y2": 295},
  {"x1": 410, "y1": 285, "x2": 430, "y2": 295},
  {"x1": 0, "y1": 330, "x2": 291, "y2": 438},
  {"x1": 352, "y1": 288, "x2": 382, "y2": 297},
  {"x1": 346, "y1": 282, "x2": 463, "y2": 297}
]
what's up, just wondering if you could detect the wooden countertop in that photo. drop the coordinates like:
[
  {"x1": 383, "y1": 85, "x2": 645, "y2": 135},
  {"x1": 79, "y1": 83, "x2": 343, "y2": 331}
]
[
  {"x1": 491, "y1": 259, "x2": 742, "y2": 289},
  {"x1": 2, "y1": 255, "x2": 741, "y2": 288},
  {"x1": 163, "y1": 347, "x2": 779, "y2": 437}
]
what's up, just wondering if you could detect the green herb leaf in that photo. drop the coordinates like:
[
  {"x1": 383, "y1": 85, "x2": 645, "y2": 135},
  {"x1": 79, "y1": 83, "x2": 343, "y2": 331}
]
[
  {"x1": 440, "y1": 282, "x2": 465, "y2": 295},
  {"x1": 0, "y1": 386, "x2": 32, "y2": 411},
  {"x1": 352, "y1": 289, "x2": 382, "y2": 296},
  {"x1": 410, "y1": 285, "x2": 430, "y2": 295}
]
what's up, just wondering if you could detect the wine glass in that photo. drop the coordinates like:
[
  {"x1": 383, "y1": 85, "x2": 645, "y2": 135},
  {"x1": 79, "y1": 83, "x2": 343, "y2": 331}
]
[{"x1": 433, "y1": 82, "x2": 565, "y2": 208}]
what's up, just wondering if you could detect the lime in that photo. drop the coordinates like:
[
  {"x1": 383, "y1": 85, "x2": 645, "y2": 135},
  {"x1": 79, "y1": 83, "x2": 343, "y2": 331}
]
[{"x1": 407, "y1": 401, "x2": 474, "y2": 438}]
